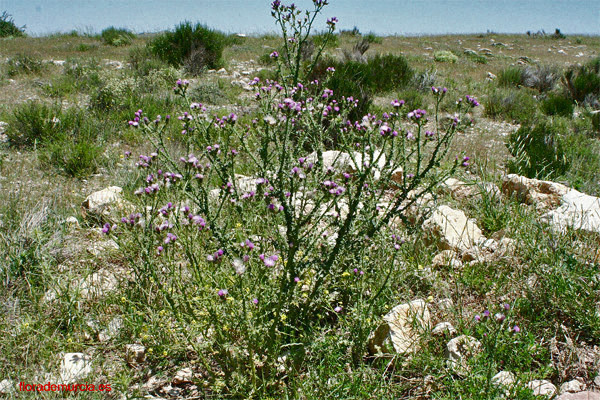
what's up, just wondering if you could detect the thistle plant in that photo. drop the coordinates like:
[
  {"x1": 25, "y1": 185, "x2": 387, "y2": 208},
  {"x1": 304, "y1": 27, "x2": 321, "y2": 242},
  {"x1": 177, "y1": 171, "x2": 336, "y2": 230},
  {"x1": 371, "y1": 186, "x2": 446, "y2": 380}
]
[{"x1": 112, "y1": 0, "x2": 478, "y2": 392}]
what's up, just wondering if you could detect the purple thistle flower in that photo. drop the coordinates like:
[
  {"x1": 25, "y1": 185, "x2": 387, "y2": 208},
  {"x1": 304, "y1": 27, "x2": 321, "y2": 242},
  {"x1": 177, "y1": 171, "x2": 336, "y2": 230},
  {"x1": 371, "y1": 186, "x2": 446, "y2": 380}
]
[
  {"x1": 218, "y1": 289, "x2": 228, "y2": 297},
  {"x1": 512, "y1": 325, "x2": 520, "y2": 333},
  {"x1": 495, "y1": 313, "x2": 506, "y2": 323},
  {"x1": 334, "y1": 306, "x2": 342, "y2": 313},
  {"x1": 483, "y1": 310, "x2": 490, "y2": 318},
  {"x1": 253, "y1": 298, "x2": 259, "y2": 305}
]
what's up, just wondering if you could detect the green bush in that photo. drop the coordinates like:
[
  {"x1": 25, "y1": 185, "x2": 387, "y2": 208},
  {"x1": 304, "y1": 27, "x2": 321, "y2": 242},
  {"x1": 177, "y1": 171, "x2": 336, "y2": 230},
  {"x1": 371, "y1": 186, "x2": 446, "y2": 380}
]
[
  {"x1": 100, "y1": 26, "x2": 135, "y2": 46},
  {"x1": 149, "y1": 22, "x2": 227, "y2": 73},
  {"x1": 541, "y1": 94, "x2": 573, "y2": 117},
  {"x1": 506, "y1": 117, "x2": 569, "y2": 179},
  {"x1": 563, "y1": 57, "x2": 600, "y2": 104},
  {"x1": 484, "y1": 88, "x2": 538, "y2": 123},
  {"x1": 0, "y1": 11, "x2": 25, "y2": 37}
]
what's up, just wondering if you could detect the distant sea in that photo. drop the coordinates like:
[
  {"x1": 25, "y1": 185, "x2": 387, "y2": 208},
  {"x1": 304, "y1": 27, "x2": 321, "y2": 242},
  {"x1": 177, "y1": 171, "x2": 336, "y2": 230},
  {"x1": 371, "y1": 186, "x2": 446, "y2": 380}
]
[{"x1": 1, "y1": 0, "x2": 598, "y2": 36}]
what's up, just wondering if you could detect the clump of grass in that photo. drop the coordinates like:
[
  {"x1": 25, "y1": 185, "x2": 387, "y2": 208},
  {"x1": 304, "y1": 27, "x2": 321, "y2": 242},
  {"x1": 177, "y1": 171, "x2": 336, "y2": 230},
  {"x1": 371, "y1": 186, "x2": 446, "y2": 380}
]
[
  {"x1": 0, "y1": 11, "x2": 25, "y2": 37},
  {"x1": 498, "y1": 65, "x2": 559, "y2": 92},
  {"x1": 484, "y1": 88, "x2": 538, "y2": 123},
  {"x1": 101, "y1": 26, "x2": 135, "y2": 46},
  {"x1": 434, "y1": 50, "x2": 458, "y2": 63},
  {"x1": 541, "y1": 94, "x2": 573, "y2": 117},
  {"x1": 498, "y1": 66, "x2": 524, "y2": 88},
  {"x1": 506, "y1": 116, "x2": 569, "y2": 179},
  {"x1": 149, "y1": 22, "x2": 228, "y2": 73},
  {"x1": 7, "y1": 102, "x2": 105, "y2": 177}
]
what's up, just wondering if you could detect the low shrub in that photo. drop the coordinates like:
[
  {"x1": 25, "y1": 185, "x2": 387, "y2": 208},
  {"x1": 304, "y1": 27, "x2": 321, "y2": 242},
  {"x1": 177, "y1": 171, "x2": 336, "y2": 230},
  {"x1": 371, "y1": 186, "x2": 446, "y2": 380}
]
[
  {"x1": 413, "y1": 68, "x2": 437, "y2": 91},
  {"x1": 522, "y1": 65, "x2": 560, "y2": 92},
  {"x1": 89, "y1": 75, "x2": 137, "y2": 111},
  {"x1": 310, "y1": 53, "x2": 414, "y2": 119},
  {"x1": 0, "y1": 11, "x2": 25, "y2": 37},
  {"x1": 76, "y1": 43, "x2": 97, "y2": 52},
  {"x1": 506, "y1": 117, "x2": 569, "y2": 179},
  {"x1": 396, "y1": 89, "x2": 425, "y2": 112},
  {"x1": 7, "y1": 102, "x2": 64, "y2": 147},
  {"x1": 312, "y1": 31, "x2": 339, "y2": 48},
  {"x1": 39, "y1": 133, "x2": 102, "y2": 178},
  {"x1": 562, "y1": 131, "x2": 600, "y2": 195},
  {"x1": 149, "y1": 22, "x2": 227, "y2": 73},
  {"x1": 484, "y1": 88, "x2": 538, "y2": 123},
  {"x1": 541, "y1": 94, "x2": 573, "y2": 117},
  {"x1": 433, "y1": 50, "x2": 458, "y2": 63},
  {"x1": 43, "y1": 58, "x2": 102, "y2": 97},
  {"x1": 100, "y1": 26, "x2": 135, "y2": 46},
  {"x1": 563, "y1": 57, "x2": 600, "y2": 104},
  {"x1": 465, "y1": 52, "x2": 488, "y2": 64},
  {"x1": 188, "y1": 82, "x2": 227, "y2": 105},
  {"x1": 6, "y1": 54, "x2": 45, "y2": 77}
]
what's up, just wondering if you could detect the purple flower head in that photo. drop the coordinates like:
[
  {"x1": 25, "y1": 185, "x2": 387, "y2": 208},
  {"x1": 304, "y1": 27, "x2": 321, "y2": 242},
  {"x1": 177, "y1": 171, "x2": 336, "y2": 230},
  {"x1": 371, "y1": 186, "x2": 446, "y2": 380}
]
[
  {"x1": 327, "y1": 17, "x2": 338, "y2": 27},
  {"x1": 512, "y1": 325, "x2": 521, "y2": 333},
  {"x1": 263, "y1": 254, "x2": 279, "y2": 267},
  {"x1": 252, "y1": 298, "x2": 259, "y2": 305},
  {"x1": 270, "y1": 51, "x2": 279, "y2": 59},
  {"x1": 495, "y1": 313, "x2": 506, "y2": 323},
  {"x1": 483, "y1": 310, "x2": 490, "y2": 318},
  {"x1": 334, "y1": 306, "x2": 342, "y2": 313},
  {"x1": 391, "y1": 99, "x2": 405, "y2": 108},
  {"x1": 474, "y1": 315, "x2": 481, "y2": 322},
  {"x1": 504, "y1": 303, "x2": 510, "y2": 311},
  {"x1": 294, "y1": 277, "x2": 300, "y2": 283},
  {"x1": 164, "y1": 232, "x2": 178, "y2": 244},
  {"x1": 217, "y1": 289, "x2": 228, "y2": 297}
]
